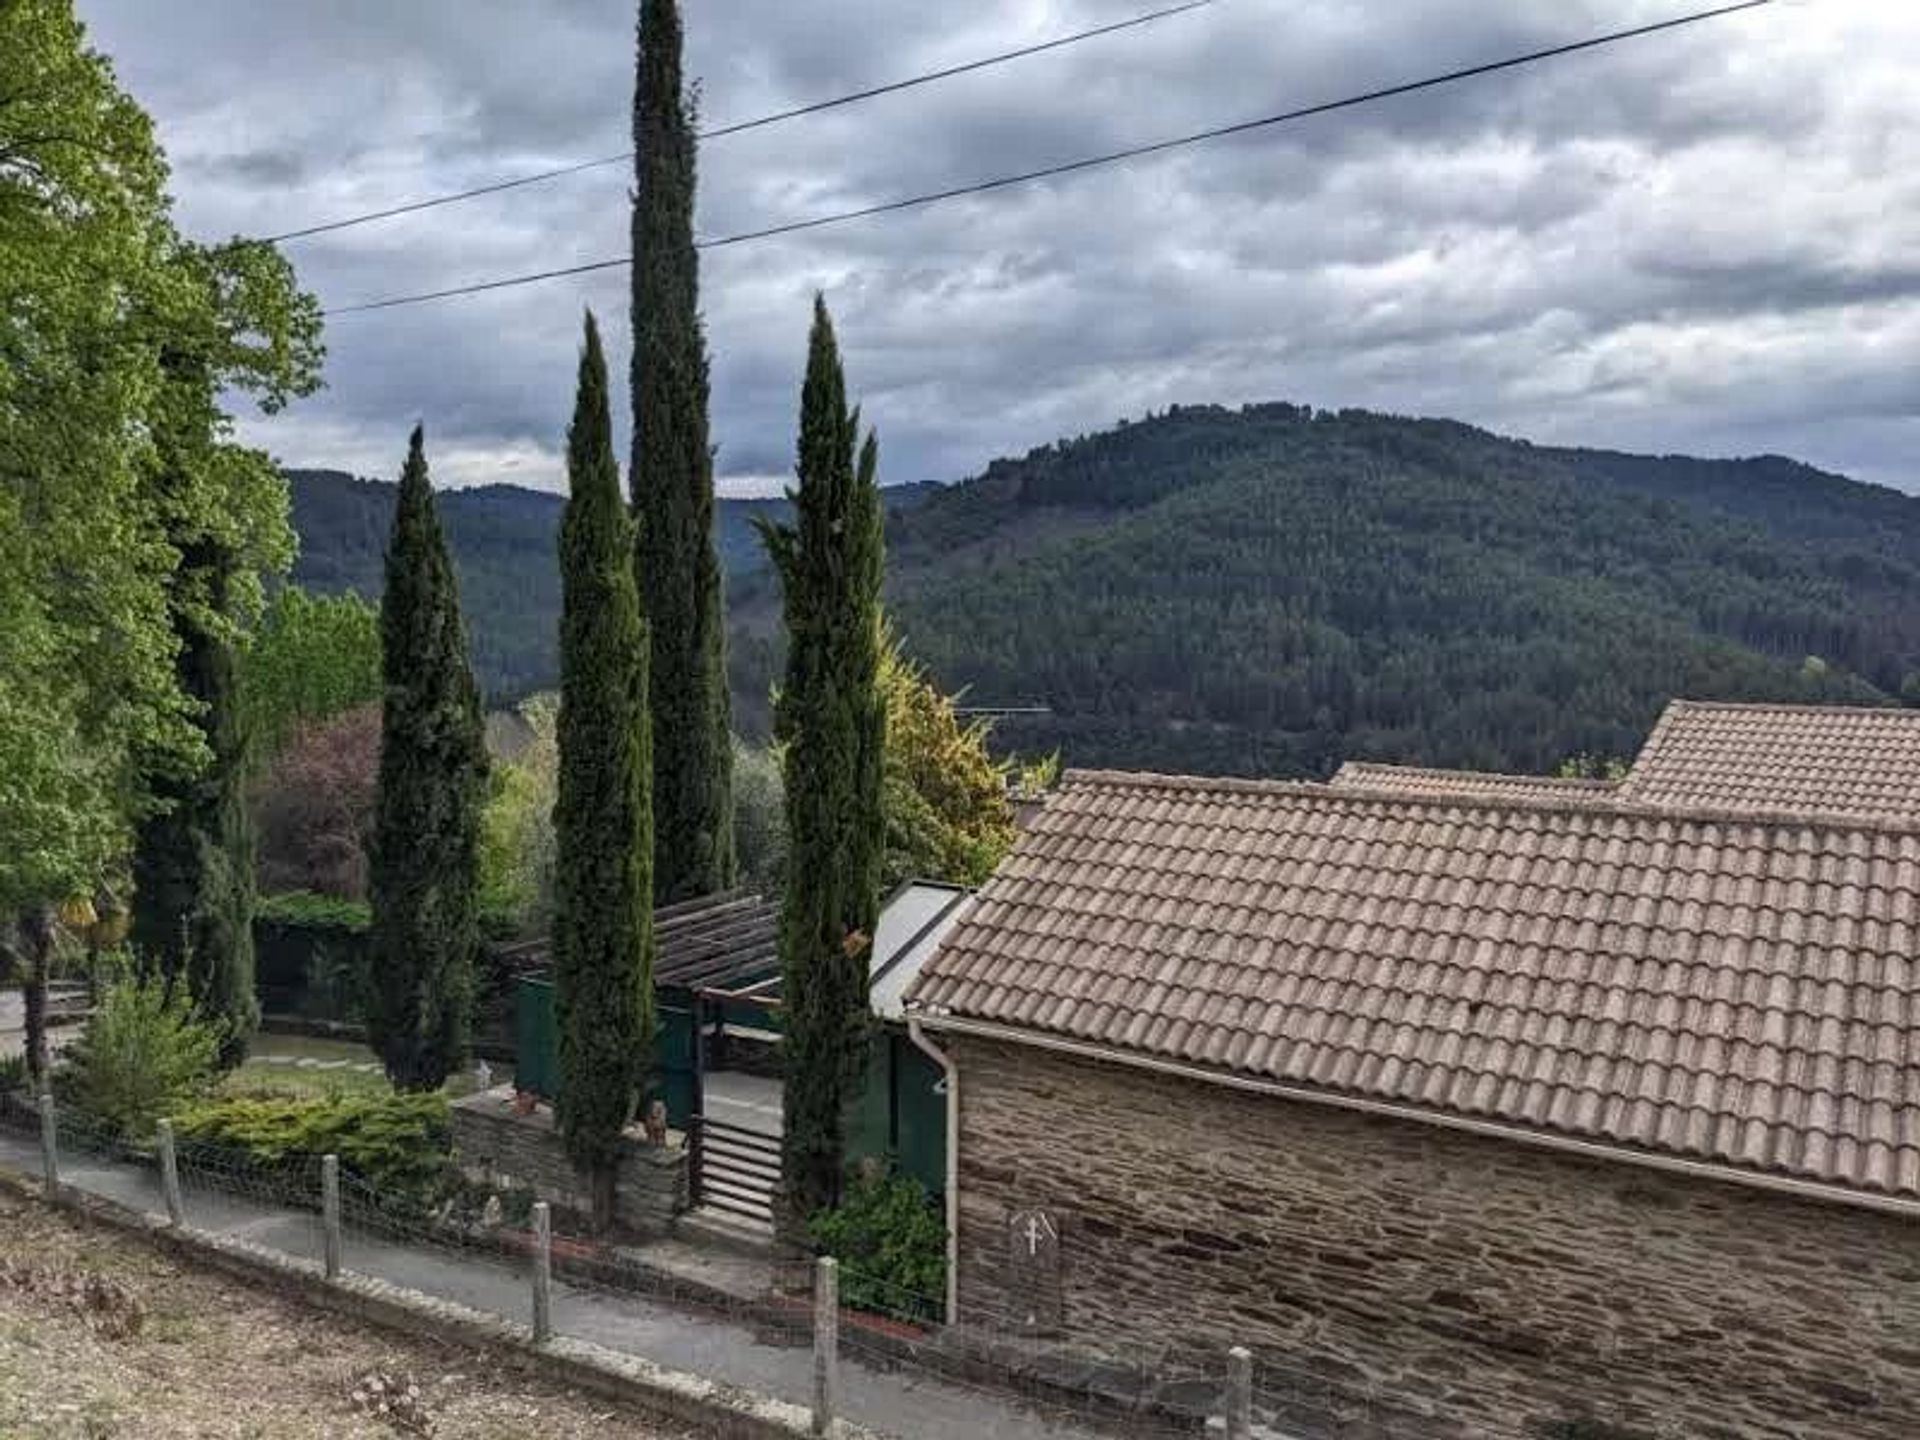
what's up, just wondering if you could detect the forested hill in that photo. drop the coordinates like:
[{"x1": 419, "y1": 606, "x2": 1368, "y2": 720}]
[
  {"x1": 874, "y1": 404, "x2": 1919, "y2": 775},
  {"x1": 286, "y1": 470, "x2": 930, "y2": 697},
  {"x1": 287, "y1": 404, "x2": 1920, "y2": 776}
]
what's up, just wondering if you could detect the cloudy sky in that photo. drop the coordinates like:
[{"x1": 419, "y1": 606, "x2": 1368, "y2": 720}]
[{"x1": 77, "y1": 0, "x2": 1918, "y2": 495}]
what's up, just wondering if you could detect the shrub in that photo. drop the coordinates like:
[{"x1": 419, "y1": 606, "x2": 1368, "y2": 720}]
[
  {"x1": 174, "y1": 1090, "x2": 451, "y2": 1208},
  {"x1": 809, "y1": 1172, "x2": 947, "y2": 1324},
  {"x1": 255, "y1": 891, "x2": 372, "y2": 930},
  {"x1": 0, "y1": 1054, "x2": 26, "y2": 1095},
  {"x1": 58, "y1": 975, "x2": 223, "y2": 1140}
]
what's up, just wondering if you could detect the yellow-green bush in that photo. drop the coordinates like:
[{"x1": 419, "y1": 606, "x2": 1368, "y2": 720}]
[
  {"x1": 174, "y1": 1090, "x2": 450, "y2": 1205},
  {"x1": 59, "y1": 975, "x2": 223, "y2": 1139}
]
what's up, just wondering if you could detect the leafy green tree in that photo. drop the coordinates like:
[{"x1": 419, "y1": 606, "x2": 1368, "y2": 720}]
[
  {"x1": 632, "y1": 0, "x2": 733, "y2": 903},
  {"x1": 1, "y1": 6, "x2": 327, "y2": 1083},
  {"x1": 366, "y1": 428, "x2": 488, "y2": 1092},
  {"x1": 761, "y1": 298, "x2": 887, "y2": 1229},
  {"x1": 554, "y1": 313, "x2": 655, "y2": 1229},
  {"x1": 240, "y1": 587, "x2": 382, "y2": 761},
  {"x1": 478, "y1": 695, "x2": 559, "y2": 935}
]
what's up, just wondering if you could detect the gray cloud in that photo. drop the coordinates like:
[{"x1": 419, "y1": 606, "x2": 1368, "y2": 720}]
[{"x1": 74, "y1": 0, "x2": 1920, "y2": 496}]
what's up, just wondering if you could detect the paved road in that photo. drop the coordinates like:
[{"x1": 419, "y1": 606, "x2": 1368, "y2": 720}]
[
  {"x1": 0, "y1": 988, "x2": 82, "y2": 1063},
  {"x1": 702, "y1": 1069, "x2": 783, "y2": 1134},
  {"x1": 0, "y1": 1130, "x2": 1123, "y2": 1440}
]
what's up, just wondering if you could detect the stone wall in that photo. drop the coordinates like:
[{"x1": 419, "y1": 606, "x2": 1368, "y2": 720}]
[
  {"x1": 451, "y1": 1088, "x2": 686, "y2": 1236},
  {"x1": 950, "y1": 1036, "x2": 1920, "y2": 1440}
]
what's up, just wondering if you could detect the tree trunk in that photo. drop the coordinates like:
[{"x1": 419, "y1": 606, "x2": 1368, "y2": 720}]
[
  {"x1": 590, "y1": 1161, "x2": 617, "y2": 1235},
  {"x1": 19, "y1": 906, "x2": 55, "y2": 1090}
]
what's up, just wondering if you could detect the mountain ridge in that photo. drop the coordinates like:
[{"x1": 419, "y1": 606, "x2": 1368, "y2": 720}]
[{"x1": 287, "y1": 404, "x2": 1919, "y2": 775}]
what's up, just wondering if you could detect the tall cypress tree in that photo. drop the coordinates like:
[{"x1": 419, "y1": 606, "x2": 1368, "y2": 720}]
[
  {"x1": 132, "y1": 355, "x2": 258, "y2": 1067},
  {"x1": 762, "y1": 298, "x2": 887, "y2": 1229},
  {"x1": 130, "y1": 537, "x2": 257, "y2": 1066},
  {"x1": 366, "y1": 427, "x2": 488, "y2": 1092},
  {"x1": 632, "y1": 0, "x2": 733, "y2": 902},
  {"x1": 554, "y1": 313, "x2": 656, "y2": 1230}
]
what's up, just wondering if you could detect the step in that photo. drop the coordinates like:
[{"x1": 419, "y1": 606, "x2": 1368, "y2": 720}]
[
  {"x1": 700, "y1": 1177, "x2": 776, "y2": 1222},
  {"x1": 676, "y1": 1204, "x2": 777, "y2": 1257},
  {"x1": 703, "y1": 1149, "x2": 782, "y2": 1184}
]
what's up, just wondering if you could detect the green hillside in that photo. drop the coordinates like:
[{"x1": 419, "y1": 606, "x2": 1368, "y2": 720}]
[
  {"x1": 287, "y1": 472, "x2": 928, "y2": 697},
  {"x1": 289, "y1": 405, "x2": 1920, "y2": 776}
]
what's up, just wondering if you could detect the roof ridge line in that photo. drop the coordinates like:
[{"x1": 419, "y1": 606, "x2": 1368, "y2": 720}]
[
  {"x1": 1057, "y1": 768, "x2": 1920, "y2": 841},
  {"x1": 1335, "y1": 760, "x2": 1613, "y2": 789},
  {"x1": 1661, "y1": 699, "x2": 1916, "y2": 717}
]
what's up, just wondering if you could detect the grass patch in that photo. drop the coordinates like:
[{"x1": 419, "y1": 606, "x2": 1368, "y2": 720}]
[{"x1": 226, "y1": 1034, "x2": 483, "y2": 1102}]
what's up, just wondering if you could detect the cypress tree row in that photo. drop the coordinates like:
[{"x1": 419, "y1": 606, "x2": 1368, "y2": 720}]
[
  {"x1": 632, "y1": 0, "x2": 733, "y2": 903},
  {"x1": 762, "y1": 298, "x2": 888, "y2": 1228},
  {"x1": 366, "y1": 427, "x2": 488, "y2": 1092},
  {"x1": 553, "y1": 313, "x2": 656, "y2": 1230}
]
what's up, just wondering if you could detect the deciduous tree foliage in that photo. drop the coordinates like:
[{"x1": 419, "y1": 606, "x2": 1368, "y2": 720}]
[
  {"x1": 253, "y1": 703, "x2": 381, "y2": 900},
  {"x1": 762, "y1": 299, "x2": 887, "y2": 1230},
  {"x1": 631, "y1": 0, "x2": 733, "y2": 903},
  {"x1": 240, "y1": 587, "x2": 382, "y2": 762},
  {"x1": 554, "y1": 314, "x2": 655, "y2": 1230},
  {"x1": 0, "y1": 3, "x2": 319, "y2": 1081},
  {"x1": 2, "y1": 4, "x2": 182, "y2": 1075},
  {"x1": 366, "y1": 429, "x2": 488, "y2": 1092},
  {"x1": 478, "y1": 695, "x2": 560, "y2": 936}
]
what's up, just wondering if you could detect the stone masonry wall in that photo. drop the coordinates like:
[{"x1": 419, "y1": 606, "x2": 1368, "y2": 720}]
[
  {"x1": 451, "y1": 1088, "x2": 686, "y2": 1236},
  {"x1": 951, "y1": 1037, "x2": 1920, "y2": 1440}
]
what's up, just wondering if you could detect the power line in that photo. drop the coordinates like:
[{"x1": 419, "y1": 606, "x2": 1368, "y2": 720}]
[
  {"x1": 325, "y1": 0, "x2": 1773, "y2": 317},
  {"x1": 263, "y1": 0, "x2": 1217, "y2": 245}
]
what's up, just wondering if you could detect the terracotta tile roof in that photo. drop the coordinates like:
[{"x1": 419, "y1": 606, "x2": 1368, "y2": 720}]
[
  {"x1": 907, "y1": 770, "x2": 1920, "y2": 1197},
  {"x1": 1618, "y1": 701, "x2": 1920, "y2": 821},
  {"x1": 1331, "y1": 761, "x2": 1615, "y2": 803}
]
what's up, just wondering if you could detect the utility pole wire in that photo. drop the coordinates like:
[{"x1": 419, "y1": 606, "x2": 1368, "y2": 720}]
[
  {"x1": 325, "y1": 0, "x2": 1773, "y2": 317},
  {"x1": 263, "y1": 0, "x2": 1217, "y2": 244}
]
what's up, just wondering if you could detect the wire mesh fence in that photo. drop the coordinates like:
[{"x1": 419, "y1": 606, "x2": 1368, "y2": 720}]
[{"x1": 2, "y1": 1088, "x2": 1542, "y2": 1440}]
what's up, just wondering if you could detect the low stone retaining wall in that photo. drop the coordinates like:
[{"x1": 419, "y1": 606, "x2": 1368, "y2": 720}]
[
  {"x1": 0, "y1": 1163, "x2": 866, "y2": 1440},
  {"x1": 451, "y1": 1086, "x2": 686, "y2": 1235}
]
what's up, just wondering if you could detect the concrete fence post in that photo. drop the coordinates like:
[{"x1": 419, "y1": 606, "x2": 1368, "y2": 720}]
[
  {"x1": 38, "y1": 1092, "x2": 58, "y2": 1200},
  {"x1": 1225, "y1": 1345, "x2": 1253, "y2": 1440},
  {"x1": 812, "y1": 1255, "x2": 839, "y2": 1438},
  {"x1": 156, "y1": 1119, "x2": 183, "y2": 1226},
  {"x1": 320, "y1": 1154, "x2": 341, "y2": 1280},
  {"x1": 530, "y1": 1201, "x2": 553, "y2": 1344}
]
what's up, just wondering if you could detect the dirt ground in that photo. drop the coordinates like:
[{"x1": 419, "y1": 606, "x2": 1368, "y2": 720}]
[{"x1": 0, "y1": 1185, "x2": 706, "y2": 1439}]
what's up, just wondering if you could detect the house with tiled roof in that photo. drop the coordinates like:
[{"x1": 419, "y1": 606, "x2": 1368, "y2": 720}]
[
  {"x1": 1619, "y1": 698, "x2": 1920, "y2": 818},
  {"x1": 904, "y1": 707, "x2": 1920, "y2": 1440}
]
